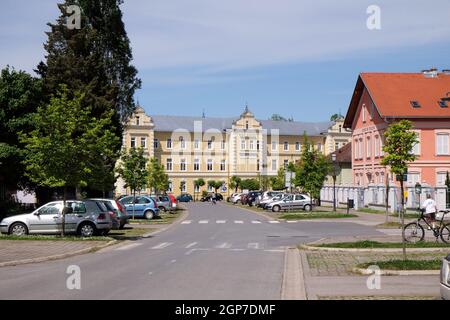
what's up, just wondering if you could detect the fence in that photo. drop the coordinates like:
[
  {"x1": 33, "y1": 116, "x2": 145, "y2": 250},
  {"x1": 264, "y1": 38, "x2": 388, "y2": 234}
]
[{"x1": 320, "y1": 184, "x2": 449, "y2": 213}]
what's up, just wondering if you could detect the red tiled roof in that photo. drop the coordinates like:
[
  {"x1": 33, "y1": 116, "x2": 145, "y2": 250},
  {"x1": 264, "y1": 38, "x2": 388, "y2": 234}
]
[
  {"x1": 344, "y1": 72, "x2": 450, "y2": 128},
  {"x1": 331, "y1": 143, "x2": 351, "y2": 163}
]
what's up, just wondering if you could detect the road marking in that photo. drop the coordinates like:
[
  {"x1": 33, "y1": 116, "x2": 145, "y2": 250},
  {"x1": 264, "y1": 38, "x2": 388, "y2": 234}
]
[
  {"x1": 230, "y1": 248, "x2": 246, "y2": 252},
  {"x1": 185, "y1": 248, "x2": 210, "y2": 255},
  {"x1": 216, "y1": 242, "x2": 232, "y2": 249},
  {"x1": 185, "y1": 242, "x2": 198, "y2": 248},
  {"x1": 286, "y1": 221, "x2": 298, "y2": 223},
  {"x1": 251, "y1": 220, "x2": 262, "y2": 224},
  {"x1": 181, "y1": 220, "x2": 192, "y2": 224},
  {"x1": 115, "y1": 243, "x2": 143, "y2": 251},
  {"x1": 248, "y1": 242, "x2": 260, "y2": 249},
  {"x1": 269, "y1": 220, "x2": 280, "y2": 224},
  {"x1": 216, "y1": 220, "x2": 226, "y2": 224},
  {"x1": 148, "y1": 272, "x2": 153, "y2": 276},
  {"x1": 234, "y1": 220, "x2": 244, "y2": 224},
  {"x1": 264, "y1": 249, "x2": 285, "y2": 253},
  {"x1": 199, "y1": 220, "x2": 209, "y2": 224},
  {"x1": 170, "y1": 259, "x2": 177, "y2": 263},
  {"x1": 151, "y1": 242, "x2": 173, "y2": 249}
]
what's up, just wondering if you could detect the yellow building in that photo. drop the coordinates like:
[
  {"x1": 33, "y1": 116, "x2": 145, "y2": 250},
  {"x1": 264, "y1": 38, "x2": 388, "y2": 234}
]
[{"x1": 116, "y1": 106, "x2": 339, "y2": 197}]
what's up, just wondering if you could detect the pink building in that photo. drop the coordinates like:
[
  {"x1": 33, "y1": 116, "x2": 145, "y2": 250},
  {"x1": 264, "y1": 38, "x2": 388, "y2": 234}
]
[{"x1": 344, "y1": 70, "x2": 450, "y2": 189}]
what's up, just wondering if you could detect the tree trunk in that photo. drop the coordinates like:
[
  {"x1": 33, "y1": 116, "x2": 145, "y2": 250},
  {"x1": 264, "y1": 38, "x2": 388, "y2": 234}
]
[
  {"x1": 400, "y1": 179, "x2": 406, "y2": 261},
  {"x1": 385, "y1": 173, "x2": 390, "y2": 224},
  {"x1": 62, "y1": 186, "x2": 67, "y2": 237},
  {"x1": 132, "y1": 189, "x2": 136, "y2": 220}
]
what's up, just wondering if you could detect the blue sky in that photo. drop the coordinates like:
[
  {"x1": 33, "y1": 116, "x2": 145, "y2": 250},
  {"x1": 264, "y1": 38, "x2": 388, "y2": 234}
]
[{"x1": 1, "y1": 0, "x2": 450, "y2": 122}]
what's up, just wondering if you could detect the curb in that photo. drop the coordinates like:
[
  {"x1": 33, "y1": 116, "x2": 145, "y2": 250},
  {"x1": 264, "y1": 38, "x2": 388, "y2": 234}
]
[
  {"x1": 299, "y1": 243, "x2": 450, "y2": 253},
  {"x1": 352, "y1": 267, "x2": 441, "y2": 276},
  {"x1": 281, "y1": 247, "x2": 307, "y2": 300},
  {"x1": 0, "y1": 240, "x2": 118, "y2": 268}
]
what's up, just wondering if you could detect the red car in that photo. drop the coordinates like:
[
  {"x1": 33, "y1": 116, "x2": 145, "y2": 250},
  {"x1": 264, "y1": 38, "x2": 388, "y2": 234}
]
[{"x1": 167, "y1": 194, "x2": 178, "y2": 211}]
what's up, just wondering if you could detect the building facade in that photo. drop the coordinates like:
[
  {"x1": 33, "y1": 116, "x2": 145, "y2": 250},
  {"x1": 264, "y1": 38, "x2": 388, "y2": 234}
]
[{"x1": 116, "y1": 106, "x2": 337, "y2": 196}]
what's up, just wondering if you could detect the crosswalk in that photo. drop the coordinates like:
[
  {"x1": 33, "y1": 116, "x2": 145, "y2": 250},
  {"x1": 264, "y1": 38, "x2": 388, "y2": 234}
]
[{"x1": 180, "y1": 219, "x2": 299, "y2": 225}]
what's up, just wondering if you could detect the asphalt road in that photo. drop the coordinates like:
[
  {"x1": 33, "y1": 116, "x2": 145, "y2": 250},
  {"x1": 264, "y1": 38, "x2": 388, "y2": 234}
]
[{"x1": 0, "y1": 203, "x2": 382, "y2": 300}]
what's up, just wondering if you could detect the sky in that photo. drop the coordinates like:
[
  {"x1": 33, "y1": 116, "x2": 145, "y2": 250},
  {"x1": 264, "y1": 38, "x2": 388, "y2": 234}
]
[{"x1": 1, "y1": 0, "x2": 450, "y2": 122}]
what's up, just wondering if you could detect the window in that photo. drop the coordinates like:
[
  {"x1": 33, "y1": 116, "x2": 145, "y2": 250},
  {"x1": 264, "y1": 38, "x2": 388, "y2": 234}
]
[
  {"x1": 141, "y1": 137, "x2": 147, "y2": 148},
  {"x1": 221, "y1": 140, "x2": 226, "y2": 150},
  {"x1": 207, "y1": 184, "x2": 213, "y2": 192},
  {"x1": 180, "y1": 159, "x2": 186, "y2": 171},
  {"x1": 166, "y1": 159, "x2": 173, "y2": 171},
  {"x1": 407, "y1": 172, "x2": 420, "y2": 185},
  {"x1": 436, "y1": 133, "x2": 449, "y2": 155},
  {"x1": 194, "y1": 139, "x2": 200, "y2": 150},
  {"x1": 179, "y1": 137, "x2": 186, "y2": 150},
  {"x1": 180, "y1": 181, "x2": 186, "y2": 193},
  {"x1": 135, "y1": 116, "x2": 140, "y2": 126},
  {"x1": 271, "y1": 159, "x2": 277, "y2": 171},
  {"x1": 380, "y1": 173, "x2": 384, "y2": 184},
  {"x1": 153, "y1": 138, "x2": 159, "y2": 149},
  {"x1": 366, "y1": 137, "x2": 371, "y2": 158},
  {"x1": 257, "y1": 159, "x2": 260, "y2": 171},
  {"x1": 241, "y1": 138, "x2": 246, "y2": 150},
  {"x1": 380, "y1": 138, "x2": 384, "y2": 156},
  {"x1": 410, "y1": 101, "x2": 421, "y2": 108},
  {"x1": 439, "y1": 100, "x2": 448, "y2": 108},
  {"x1": 131, "y1": 137, "x2": 136, "y2": 148},
  {"x1": 194, "y1": 159, "x2": 200, "y2": 171},
  {"x1": 167, "y1": 139, "x2": 172, "y2": 149},
  {"x1": 207, "y1": 140, "x2": 213, "y2": 150},
  {"x1": 284, "y1": 159, "x2": 289, "y2": 169},
  {"x1": 195, "y1": 184, "x2": 200, "y2": 192},
  {"x1": 168, "y1": 181, "x2": 173, "y2": 192},
  {"x1": 437, "y1": 172, "x2": 447, "y2": 186},
  {"x1": 257, "y1": 140, "x2": 260, "y2": 151},
  {"x1": 284, "y1": 142, "x2": 289, "y2": 151},
  {"x1": 272, "y1": 141, "x2": 277, "y2": 151},
  {"x1": 354, "y1": 139, "x2": 358, "y2": 160},
  {"x1": 374, "y1": 136, "x2": 379, "y2": 157},
  {"x1": 220, "y1": 160, "x2": 226, "y2": 171},
  {"x1": 245, "y1": 121, "x2": 249, "y2": 130},
  {"x1": 335, "y1": 142, "x2": 339, "y2": 151},
  {"x1": 358, "y1": 139, "x2": 363, "y2": 159},
  {"x1": 249, "y1": 140, "x2": 254, "y2": 150},
  {"x1": 338, "y1": 125, "x2": 342, "y2": 133},
  {"x1": 317, "y1": 143, "x2": 322, "y2": 153},
  {"x1": 207, "y1": 159, "x2": 213, "y2": 171},
  {"x1": 411, "y1": 133, "x2": 420, "y2": 155},
  {"x1": 295, "y1": 142, "x2": 300, "y2": 151}
]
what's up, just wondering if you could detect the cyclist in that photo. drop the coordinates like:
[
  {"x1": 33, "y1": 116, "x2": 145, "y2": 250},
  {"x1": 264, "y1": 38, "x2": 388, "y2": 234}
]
[{"x1": 421, "y1": 193, "x2": 437, "y2": 230}]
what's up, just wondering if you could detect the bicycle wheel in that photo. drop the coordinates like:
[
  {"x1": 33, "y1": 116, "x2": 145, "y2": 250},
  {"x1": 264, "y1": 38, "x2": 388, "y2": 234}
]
[
  {"x1": 403, "y1": 222, "x2": 425, "y2": 243},
  {"x1": 440, "y1": 224, "x2": 450, "y2": 244}
]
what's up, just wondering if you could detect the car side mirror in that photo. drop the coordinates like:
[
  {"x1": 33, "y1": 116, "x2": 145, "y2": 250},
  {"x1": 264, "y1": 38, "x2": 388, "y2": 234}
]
[{"x1": 34, "y1": 211, "x2": 41, "y2": 216}]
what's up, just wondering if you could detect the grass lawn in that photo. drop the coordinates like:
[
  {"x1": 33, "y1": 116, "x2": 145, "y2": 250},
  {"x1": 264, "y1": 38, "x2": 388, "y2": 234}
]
[
  {"x1": 129, "y1": 211, "x2": 182, "y2": 225},
  {"x1": 280, "y1": 212, "x2": 358, "y2": 220},
  {"x1": 358, "y1": 259, "x2": 442, "y2": 270},
  {"x1": 315, "y1": 240, "x2": 450, "y2": 249}
]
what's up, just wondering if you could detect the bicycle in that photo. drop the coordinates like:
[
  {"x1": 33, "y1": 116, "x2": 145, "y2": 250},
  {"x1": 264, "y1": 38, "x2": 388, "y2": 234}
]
[{"x1": 403, "y1": 208, "x2": 450, "y2": 244}]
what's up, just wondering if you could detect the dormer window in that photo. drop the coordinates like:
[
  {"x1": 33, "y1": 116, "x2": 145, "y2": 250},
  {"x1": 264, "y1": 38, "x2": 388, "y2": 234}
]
[
  {"x1": 135, "y1": 116, "x2": 140, "y2": 126},
  {"x1": 410, "y1": 101, "x2": 421, "y2": 108},
  {"x1": 438, "y1": 100, "x2": 448, "y2": 108}
]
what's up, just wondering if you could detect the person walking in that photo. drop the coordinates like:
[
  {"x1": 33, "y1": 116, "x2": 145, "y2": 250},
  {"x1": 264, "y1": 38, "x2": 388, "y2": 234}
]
[
  {"x1": 211, "y1": 193, "x2": 217, "y2": 205},
  {"x1": 421, "y1": 193, "x2": 437, "y2": 230}
]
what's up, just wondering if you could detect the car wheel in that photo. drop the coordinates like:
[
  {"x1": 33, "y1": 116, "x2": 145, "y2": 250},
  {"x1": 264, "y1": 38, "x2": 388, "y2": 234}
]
[
  {"x1": 272, "y1": 205, "x2": 281, "y2": 213},
  {"x1": 304, "y1": 204, "x2": 312, "y2": 212},
  {"x1": 78, "y1": 223, "x2": 96, "y2": 237},
  {"x1": 144, "y1": 210, "x2": 154, "y2": 220},
  {"x1": 159, "y1": 206, "x2": 166, "y2": 212},
  {"x1": 9, "y1": 222, "x2": 28, "y2": 236}
]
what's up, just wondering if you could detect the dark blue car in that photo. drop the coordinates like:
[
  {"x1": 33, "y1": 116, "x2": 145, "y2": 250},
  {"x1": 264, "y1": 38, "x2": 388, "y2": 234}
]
[
  {"x1": 119, "y1": 195, "x2": 160, "y2": 220},
  {"x1": 176, "y1": 194, "x2": 193, "y2": 203}
]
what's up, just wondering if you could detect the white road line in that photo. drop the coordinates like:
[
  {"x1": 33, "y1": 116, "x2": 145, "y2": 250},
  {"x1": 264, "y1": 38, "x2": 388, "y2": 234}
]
[
  {"x1": 199, "y1": 220, "x2": 209, "y2": 224},
  {"x1": 185, "y1": 242, "x2": 198, "y2": 249},
  {"x1": 185, "y1": 248, "x2": 210, "y2": 255},
  {"x1": 286, "y1": 221, "x2": 298, "y2": 223},
  {"x1": 234, "y1": 220, "x2": 244, "y2": 224},
  {"x1": 170, "y1": 259, "x2": 177, "y2": 263},
  {"x1": 181, "y1": 220, "x2": 192, "y2": 224},
  {"x1": 216, "y1": 220, "x2": 226, "y2": 224},
  {"x1": 264, "y1": 249, "x2": 285, "y2": 253},
  {"x1": 115, "y1": 243, "x2": 143, "y2": 251},
  {"x1": 216, "y1": 242, "x2": 232, "y2": 249},
  {"x1": 151, "y1": 242, "x2": 173, "y2": 249},
  {"x1": 247, "y1": 242, "x2": 260, "y2": 249},
  {"x1": 230, "y1": 248, "x2": 246, "y2": 252},
  {"x1": 268, "y1": 220, "x2": 280, "y2": 224},
  {"x1": 251, "y1": 220, "x2": 262, "y2": 224}
]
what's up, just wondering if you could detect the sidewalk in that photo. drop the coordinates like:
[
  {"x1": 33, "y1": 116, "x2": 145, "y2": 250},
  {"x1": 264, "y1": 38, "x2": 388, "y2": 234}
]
[{"x1": 0, "y1": 240, "x2": 114, "y2": 267}]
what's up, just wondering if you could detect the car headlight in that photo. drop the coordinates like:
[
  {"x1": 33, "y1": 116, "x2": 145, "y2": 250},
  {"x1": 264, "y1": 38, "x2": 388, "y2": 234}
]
[{"x1": 441, "y1": 259, "x2": 450, "y2": 286}]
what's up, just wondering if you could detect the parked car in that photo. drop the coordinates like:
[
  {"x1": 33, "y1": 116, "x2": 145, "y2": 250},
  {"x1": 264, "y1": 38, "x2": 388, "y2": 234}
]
[
  {"x1": 230, "y1": 193, "x2": 242, "y2": 204},
  {"x1": 119, "y1": 195, "x2": 160, "y2": 220},
  {"x1": 90, "y1": 198, "x2": 129, "y2": 229},
  {"x1": 177, "y1": 194, "x2": 193, "y2": 203},
  {"x1": 0, "y1": 200, "x2": 113, "y2": 237},
  {"x1": 167, "y1": 194, "x2": 178, "y2": 211},
  {"x1": 266, "y1": 194, "x2": 313, "y2": 212},
  {"x1": 441, "y1": 254, "x2": 450, "y2": 300},
  {"x1": 152, "y1": 194, "x2": 173, "y2": 212},
  {"x1": 258, "y1": 193, "x2": 288, "y2": 209},
  {"x1": 247, "y1": 191, "x2": 262, "y2": 207},
  {"x1": 200, "y1": 193, "x2": 224, "y2": 202}
]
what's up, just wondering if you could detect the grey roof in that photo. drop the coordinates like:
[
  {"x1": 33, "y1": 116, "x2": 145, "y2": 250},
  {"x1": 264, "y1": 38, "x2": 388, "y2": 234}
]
[{"x1": 150, "y1": 115, "x2": 332, "y2": 136}]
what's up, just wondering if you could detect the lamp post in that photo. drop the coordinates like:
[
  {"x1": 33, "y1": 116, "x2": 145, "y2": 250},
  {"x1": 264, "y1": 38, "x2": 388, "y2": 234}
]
[
  {"x1": 415, "y1": 182, "x2": 422, "y2": 211},
  {"x1": 331, "y1": 153, "x2": 337, "y2": 212}
]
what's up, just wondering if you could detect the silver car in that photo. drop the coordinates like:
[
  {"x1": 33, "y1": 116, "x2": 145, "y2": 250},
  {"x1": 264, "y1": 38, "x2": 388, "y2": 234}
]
[
  {"x1": 441, "y1": 254, "x2": 450, "y2": 300},
  {"x1": 266, "y1": 194, "x2": 312, "y2": 212},
  {"x1": 0, "y1": 200, "x2": 113, "y2": 237}
]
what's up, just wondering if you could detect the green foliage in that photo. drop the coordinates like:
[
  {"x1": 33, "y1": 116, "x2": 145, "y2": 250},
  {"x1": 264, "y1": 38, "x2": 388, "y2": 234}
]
[
  {"x1": 240, "y1": 179, "x2": 260, "y2": 191},
  {"x1": 147, "y1": 158, "x2": 169, "y2": 194},
  {"x1": 207, "y1": 180, "x2": 224, "y2": 192},
  {"x1": 380, "y1": 120, "x2": 418, "y2": 175},
  {"x1": 229, "y1": 176, "x2": 242, "y2": 192},
  {"x1": 194, "y1": 178, "x2": 206, "y2": 188},
  {"x1": 258, "y1": 174, "x2": 270, "y2": 191},
  {"x1": 20, "y1": 86, "x2": 118, "y2": 193},
  {"x1": 0, "y1": 67, "x2": 43, "y2": 189},
  {"x1": 293, "y1": 134, "x2": 331, "y2": 199},
  {"x1": 330, "y1": 113, "x2": 343, "y2": 122},
  {"x1": 201, "y1": 190, "x2": 209, "y2": 198},
  {"x1": 117, "y1": 147, "x2": 148, "y2": 195},
  {"x1": 270, "y1": 167, "x2": 286, "y2": 191}
]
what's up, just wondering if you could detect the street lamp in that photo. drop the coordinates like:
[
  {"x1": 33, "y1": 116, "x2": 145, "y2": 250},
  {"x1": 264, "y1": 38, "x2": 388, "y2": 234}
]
[
  {"x1": 415, "y1": 182, "x2": 422, "y2": 211},
  {"x1": 331, "y1": 153, "x2": 337, "y2": 212}
]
